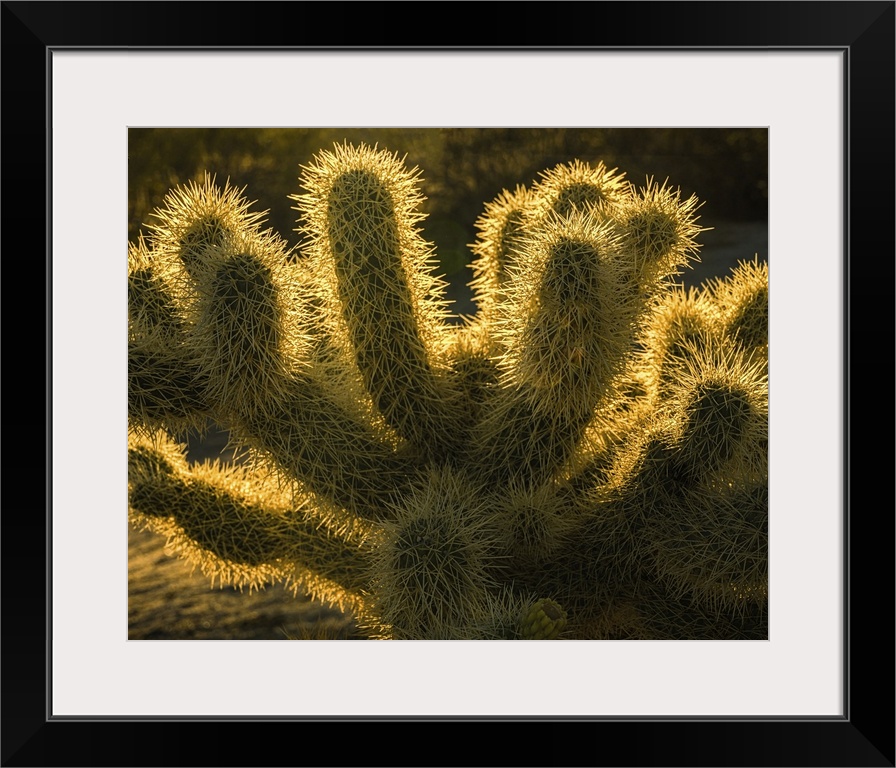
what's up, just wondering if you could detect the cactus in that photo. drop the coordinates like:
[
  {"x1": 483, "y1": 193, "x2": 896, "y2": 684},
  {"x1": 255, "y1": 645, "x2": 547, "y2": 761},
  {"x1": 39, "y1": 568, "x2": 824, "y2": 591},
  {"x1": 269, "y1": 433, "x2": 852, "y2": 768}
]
[{"x1": 128, "y1": 142, "x2": 768, "y2": 640}]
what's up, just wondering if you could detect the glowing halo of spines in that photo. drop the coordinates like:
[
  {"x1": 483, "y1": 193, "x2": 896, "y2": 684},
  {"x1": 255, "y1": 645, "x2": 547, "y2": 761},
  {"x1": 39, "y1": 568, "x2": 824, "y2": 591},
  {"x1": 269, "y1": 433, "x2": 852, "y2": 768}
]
[
  {"x1": 128, "y1": 142, "x2": 767, "y2": 640},
  {"x1": 608, "y1": 176, "x2": 708, "y2": 293},
  {"x1": 292, "y1": 143, "x2": 460, "y2": 459}
]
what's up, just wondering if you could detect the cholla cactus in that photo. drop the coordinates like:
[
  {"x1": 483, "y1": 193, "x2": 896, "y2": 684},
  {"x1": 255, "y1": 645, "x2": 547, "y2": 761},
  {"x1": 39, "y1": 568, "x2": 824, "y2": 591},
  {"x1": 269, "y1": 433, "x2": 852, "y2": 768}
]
[{"x1": 128, "y1": 142, "x2": 768, "y2": 640}]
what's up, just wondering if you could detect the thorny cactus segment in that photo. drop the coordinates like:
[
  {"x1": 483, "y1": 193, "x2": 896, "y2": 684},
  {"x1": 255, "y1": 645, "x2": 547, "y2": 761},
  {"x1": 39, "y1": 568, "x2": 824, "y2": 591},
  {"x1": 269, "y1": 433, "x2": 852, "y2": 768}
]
[
  {"x1": 128, "y1": 236, "x2": 187, "y2": 345},
  {"x1": 293, "y1": 143, "x2": 458, "y2": 459},
  {"x1": 668, "y1": 340, "x2": 769, "y2": 480},
  {"x1": 631, "y1": 285, "x2": 722, "y2": 404},
  {"x1": 238, "y1": 375, "x2": 419, "y2": 524},
  {"x1": 128, "y1": 431, "x2": 371, "y2": 612},
  {"x1": 468, "y1": 185, "x2": 535, "y2": 330},
  {"x1": 709, "y1": 256, "x2": 769, "y2": 357},
  {"x1": 530, "y1": 159, "x2": 628, "y2": 218},
  {"x1": 128, "y1": 237, "x2": 211, "y2": 436},
  {"x1": 609, "y1": 177, "x2": 707, "y2": 290},
  {"x1": 128, "y1": 142, "x2": 768, "y2": 640},
  {"x1": 147, "y1": 173, "x2": 268, "y2": 279},
  {"x1": 497, "y1": 212, "x2": 635, "y2": 396},
  {"x1": 202, "y1": 244, "x2": 299, "y2": 413},
  {"x1": 648, "y1": 473, "x2": 768, "y2": 617},
  {"x1": 493, "y1": 479, "x2": 575, "y2": 564},
  {"x1": 472, "y1": 212, "x2": 642, "y2": 487},
  {"x1": 367, "y1": 468, "x2": 503, "y2": 639}
]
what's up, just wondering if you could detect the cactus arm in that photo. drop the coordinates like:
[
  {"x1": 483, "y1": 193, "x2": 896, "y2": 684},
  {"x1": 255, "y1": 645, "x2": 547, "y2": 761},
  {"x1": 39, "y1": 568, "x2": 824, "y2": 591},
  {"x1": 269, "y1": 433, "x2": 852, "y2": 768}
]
[
  {"x1": 185, "y1": 227, "x2": 308, "y2": 416},
  {"x1": 473, "y1": 209, "x2": 640, "y2": 485},
  {"x1": 364, "y1": 467, "x2": 504, "y2": 639},
  {"x1": 137, "y1": 177, "x2": 421, "y2": 522},
  {"x1": 440, "y1": 320, "x2": 501, "y2": 456},
  {"x1": 467, "y1": 185, "x2": 535, "y2": 336},
  {"x1": 607, "y1": 177, "x2": 707, "y2": 294},
  {"x1": 545, "y1": 276, "x2": 767, "y2": 635},
  {"x1": 183, "y1": 210, "x2": 420, "y2": 520},
  {"x1": 706, "y1": 256, "x2": 769, "y2": 360},
  {"x1": 629, "y1": 284, "x2": 723, "y2": 406},
  {"x1": 646, "y1": 473, "x2": 768, "y2": 619},
  {"x1": 294, "y1": 143, "x2": 461, "y2": 459},
  {"x1": 650, "y1": 337, "x2": 769, "y2": 487},
  {"x1": 237, "y1": 375, "x2": 419, "y2": 523},
  {"x1": 128, "y1": 431, "x2": 372, "y2": 614},
  {"x1": 129, "y1": 236, "x2": 213, "y2": 433},
  {"x1": 128, "y1": 346, "x2": 210, "y2": 431}
]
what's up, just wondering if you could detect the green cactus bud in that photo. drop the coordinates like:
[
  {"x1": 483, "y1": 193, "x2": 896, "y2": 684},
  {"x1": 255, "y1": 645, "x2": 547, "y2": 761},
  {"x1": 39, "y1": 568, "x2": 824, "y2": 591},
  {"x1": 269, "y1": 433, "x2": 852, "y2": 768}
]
[{"x1": 520, "y1": 598, "x2": 567, "y2": 639}]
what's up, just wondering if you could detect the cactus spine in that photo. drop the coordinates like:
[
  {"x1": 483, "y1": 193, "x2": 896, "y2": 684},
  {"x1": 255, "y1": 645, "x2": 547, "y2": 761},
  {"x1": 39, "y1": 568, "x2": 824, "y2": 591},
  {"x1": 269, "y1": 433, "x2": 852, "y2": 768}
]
[{"x1": 129, "y1": 142, "x2": 768, "y2": 640}]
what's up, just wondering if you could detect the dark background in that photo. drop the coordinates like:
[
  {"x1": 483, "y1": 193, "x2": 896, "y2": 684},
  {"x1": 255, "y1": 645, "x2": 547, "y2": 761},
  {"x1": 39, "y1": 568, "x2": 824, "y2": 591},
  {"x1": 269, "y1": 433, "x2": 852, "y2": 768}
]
[{"x1": 129, "y1": 127, "x2": 769, "y2": 314}]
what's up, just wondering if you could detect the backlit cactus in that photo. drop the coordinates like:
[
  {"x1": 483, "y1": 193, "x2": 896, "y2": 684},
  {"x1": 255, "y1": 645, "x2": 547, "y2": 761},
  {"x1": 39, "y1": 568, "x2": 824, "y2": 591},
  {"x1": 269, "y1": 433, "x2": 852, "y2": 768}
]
[{"x1": 128, "y1": 142, "x2": 768, "y2": 640}]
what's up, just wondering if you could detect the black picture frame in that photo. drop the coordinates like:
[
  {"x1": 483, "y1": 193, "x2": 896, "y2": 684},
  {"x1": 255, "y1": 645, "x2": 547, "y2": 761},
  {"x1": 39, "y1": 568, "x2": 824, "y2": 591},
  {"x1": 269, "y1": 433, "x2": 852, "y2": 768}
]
[{"x1": 6, "y1": 2, "x2": 893, "y2": 766}]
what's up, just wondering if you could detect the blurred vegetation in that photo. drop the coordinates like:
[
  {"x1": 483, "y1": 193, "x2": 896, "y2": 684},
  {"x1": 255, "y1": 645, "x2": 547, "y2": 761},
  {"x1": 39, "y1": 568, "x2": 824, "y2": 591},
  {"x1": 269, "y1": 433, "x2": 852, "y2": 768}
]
[{"x1": 129, "y1": 127, "x2": 767, "y2": 310}]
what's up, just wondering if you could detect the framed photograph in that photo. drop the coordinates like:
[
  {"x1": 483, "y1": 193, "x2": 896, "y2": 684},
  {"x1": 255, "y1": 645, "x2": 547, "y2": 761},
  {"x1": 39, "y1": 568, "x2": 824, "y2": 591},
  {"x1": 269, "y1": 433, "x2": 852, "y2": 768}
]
[{"x1": 8, "y1": 2, "x2": 893, "y2": 765}]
